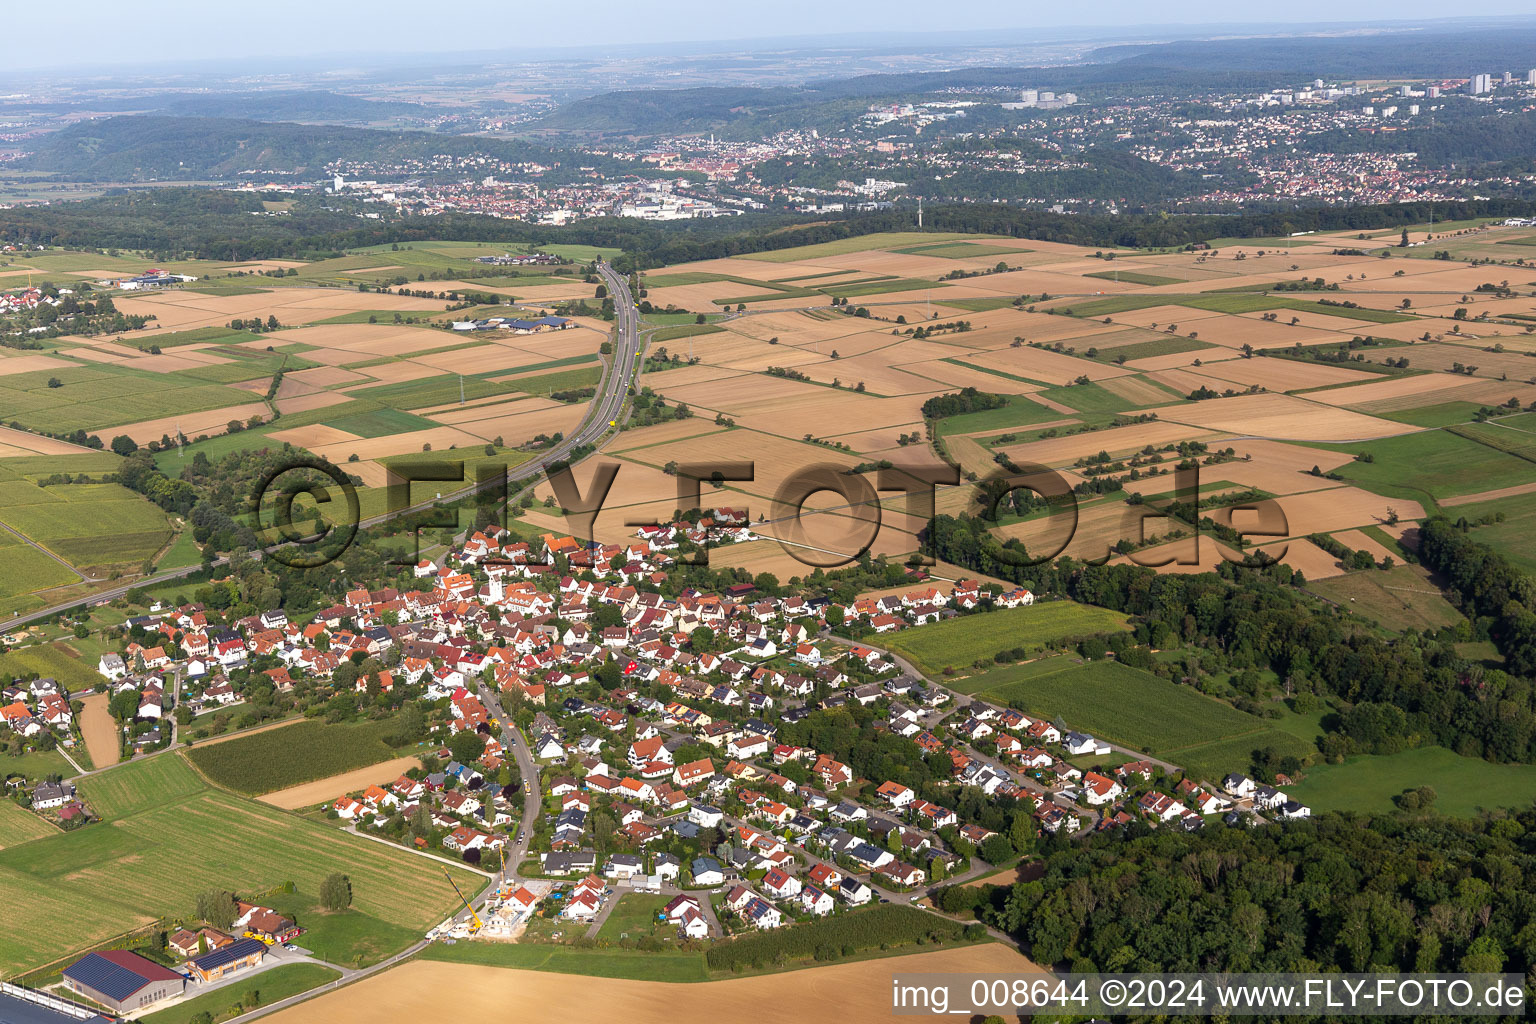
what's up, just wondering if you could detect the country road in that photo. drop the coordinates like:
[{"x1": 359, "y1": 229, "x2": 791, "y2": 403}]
[{"x1": 0, "y1": 261, "x2": 644, "y2": 636}]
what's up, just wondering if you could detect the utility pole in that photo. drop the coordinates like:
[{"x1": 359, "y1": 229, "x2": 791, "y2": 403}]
[{"x1": 917, "y1": 197, "x2": 923, "y2": 229}]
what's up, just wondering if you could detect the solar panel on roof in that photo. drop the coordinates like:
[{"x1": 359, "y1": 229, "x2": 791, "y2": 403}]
[
  {"x1": 188, "y1": 938, "x2": 265, "y2": 972},
  {"x1": 60, "y1": 955, "x2": 154, "y2": 1003}
]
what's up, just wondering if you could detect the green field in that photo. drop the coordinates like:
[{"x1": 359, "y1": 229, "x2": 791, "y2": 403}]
[
  {"x1": 1084, "y1": 269, "x2": 1185, "y2": 286},
  {"x1": 1450, "y1": 491, "x2": 1536, "y2": 574},
  {"x1": 1060, "y1": 293, "x2": 1416, "y2": 324},
  {"x1": 932, "y1": 394, "x2": 1067, "y2": 438},
  {"x1": 141, "y1": 964, "x2": 340, "y2": 1024},
  {"x1": 595, "y1": 891, "x2": 674, "y2": 941},
  {"x1": 184, "y1": 718, "x2": 414, "y2": 796},
  {"x1": 322, "y1": 407, "x2": 438, "y2": 438},
  {"x1": 0, "y1": 642, "x2": 107, "y2": 691},
  {"x1": 882, "y1": 603, "x2": 1131, "y2": 676},
  {"x1": 1037, "y1": 381, "x2": 1170, "y2": 414},
  {"x1": 649, "y1": 323, "x2": 725, "y2": 343},
  {"x1": 1092, "y1": 336, "x2": 1214, "y2": 362},
  {"x1": 970, "y1": 657, "x2": 1274, "y2": 758},
  {"x1": 893, "y1": 241, "x2": 1034, "y2": 259},
  {"x1": 0, "y1": 799, "x2": 58, "y2": 849},
  {"x1": 935, "y1": 296, "x2": 1020, "y2": 312},
  {"x1": 80, "y1": 752, "x2": 206, "y2": 819},
  {"x1": 736, "y1": 232, "x2": 988, "y2": 263},
  {"x1": 116, "y1": 327, "x2": 255, "y2": 351},
  {"x1": 1315, "y1": 429, "x2": 1536, "y2": 505},
  {"x1": 1307, "y1": 564, "x2": 1464, "y2": 634},
  {"x1": 261, "y1": 889, "x2": 426, "y2": 967},
  {"x1": 1284, "y1": 746, "x2": 1536, "y2": 817},
  {"x1": 0, "y1": 754, "x2": 476, "y2": 974},
  {"x1": 421, "y1": 941, "x2": 709, "y2": 982},
  {"x1": 0, "y1": 362, "x2": 259, "y2": 435}
]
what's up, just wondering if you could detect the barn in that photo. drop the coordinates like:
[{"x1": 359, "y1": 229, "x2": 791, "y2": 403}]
[{"x1": 60, "y1": 951, "x2": 184, "y2": 1014}]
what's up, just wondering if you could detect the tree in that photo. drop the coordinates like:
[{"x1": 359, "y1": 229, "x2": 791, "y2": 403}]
[
  {"x1": 47, "y1": 377, "x2": 62, "y2": 388},
  {"x1": 448, "y1": 729, "x2": 486, "y2": 765},
  {"x1": 111, "y1": 434, "x2": 139, "y2": 456},
  {"x1": 196, "y1": 889, "x2": 238, "y2": 930},
  {"x1": 320, "y1": 872, "x2": 353, "y2": 911}
]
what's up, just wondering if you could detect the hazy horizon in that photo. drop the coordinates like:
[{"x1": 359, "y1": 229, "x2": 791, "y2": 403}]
[{"x1": 13, "y1": 5, "x2": 1536, "y2": 72}]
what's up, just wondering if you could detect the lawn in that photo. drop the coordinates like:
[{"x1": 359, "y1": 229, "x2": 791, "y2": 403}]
[
  {"x1": 881, "y1": 603, "x2": 1130, "y2": 676},
  {"x1": 185, "y1": 717, "x2": 414, "y2": 796},
  {"x1": 141, "y1": 964, "x2": 340, "y2": 1024},
  {"x1": 0, "y1": 754, "x2": 476, "y2": 975},
  {"x1": 972, "y1": 656, "x2": 1269, "y2": 756},
  {"x1": 1284, "y1": 746, "x2": 1536, "y2": 817},
  {"x1": 0, "y1": 799, "x2": 57, "y2": 849},
  {"x1": 262, "y1": 889, "x2": 426, "y2": 968},
  {"x1": 594, "y1": 891, "x2": 673, "y2": 941}
]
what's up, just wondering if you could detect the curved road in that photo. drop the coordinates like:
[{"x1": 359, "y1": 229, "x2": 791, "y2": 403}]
[{"x1": 0, "y1": 262, "x2": 644, "y2": 635}]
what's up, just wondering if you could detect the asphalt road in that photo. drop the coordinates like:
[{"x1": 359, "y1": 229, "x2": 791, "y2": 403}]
[{"x1": 0, "y1": 261, "x2": 644, "y2": 636}]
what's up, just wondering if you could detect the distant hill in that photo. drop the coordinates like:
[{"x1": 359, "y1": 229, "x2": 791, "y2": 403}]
[
  {"x1": 154, "y1": 90, "x2": 433, "y2": 123},
  {"x1": 14, "y1": 115, "x2": 632, "y2": 182}
]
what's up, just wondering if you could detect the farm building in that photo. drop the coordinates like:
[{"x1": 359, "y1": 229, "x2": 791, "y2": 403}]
[
  {"x1": 60, "y1": 951, "x2": 184, "y2": 1014},
  {"x1": 0, "y1": 985, "x2": 115, "y2": 1024},
  {"x1": 186, "y1": 937, "x2": 266, "y2": 983}
]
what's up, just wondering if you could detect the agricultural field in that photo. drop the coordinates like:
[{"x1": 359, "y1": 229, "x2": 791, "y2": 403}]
[
  {"x1": 1283, "y1": 746, "x2": 1536, "y2": 817},
  {"x1": 0, "y1": 799, "x2": 57, "y2": 849},
  {"x1": 879, "y1": 602, "x2": 1131, "y2": 676},
  {"x1": 184, "y1": 717, "x2": 420, "y2": 796},
  {"x1": 0, "y1": 641, "x2": 106, "y2": 691},
  {"x1": 1306, "y1": 564, "x2": 1465, "y2": 633},
  {"x1": 0, "y1": 754, "x2": 476, "y2": 975},
  {"x1": 968, "y1": 656, "x2": 1285, "y2": 763}
]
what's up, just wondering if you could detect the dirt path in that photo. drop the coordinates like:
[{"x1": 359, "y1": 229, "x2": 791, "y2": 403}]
[
  {"x1": 197, "y1": 716, "x2": 302, "y2": 746},
  {"x1": 1440, "y1": 480, "x2": 1536, "y2": 507},
  {"x1": 78, "y1": 692, "x2": 119, "y2": 769},
  {"x1": 258, "y1": 756, "x2": 424, "y2": 810},
  {"x1": 260, "y1": 944, "x2": 1043, "y2": 1024}
]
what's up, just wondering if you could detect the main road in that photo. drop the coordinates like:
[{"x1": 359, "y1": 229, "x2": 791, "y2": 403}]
[{"x1": 0, "y1": 261, "x2": 645, "y2": 635}]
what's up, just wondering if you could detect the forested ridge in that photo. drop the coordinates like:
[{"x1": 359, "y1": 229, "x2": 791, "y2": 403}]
[
  {"x1": 5, "y1": 186, "x2": 1536, "y2": 267},
  {"x1": 936, "y1": 810, "x2": 1535, "y2": 981}
]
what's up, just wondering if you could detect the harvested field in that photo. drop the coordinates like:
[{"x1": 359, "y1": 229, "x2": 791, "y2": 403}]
[
  {"x1": 1097, "y1": 375, "x2": 1183, "y2": 406},
  {"x1": 1107, "y1": 534, "x2": 1244, "y2": 574},
  {"x1": 1440, "y1": 480, "x2": 1536, "y2": 507},
  {"x1": 1253, "y1": 536, "x2": 1348, "y2": 580},
  {"x1": 0, "y1": 427, "x2": 92, "y2": 457},
  {"x1": 1157, "y1": 392, "x2": 1410, "y2": 441},
  {"x1": 961, "y1": 345, "x2": 1133, "y2": 385},
  {"x1": 116, "y1": 402, "x2": 272, "y2": 445},
  {"x1": 265, "y1": 945, "x2": 1041, "y2": 1024},
  {"x1": 1195, "y1": 357, "x2": 1379, "y2": 391},
  {"x1": 259, "y1": 756, "x2": 423, "y2": 810},
  {"x1": 0, "y1": 354, "x2": 80, "y2": 376},
  {"x1": 78, "y1": 693, "x2": 119, "y2": 770},
  {"x1": 1306, "y1": 371, "x2": 1482, "y2": 408},
  {"x1": 996, "y1": 420, "x2": 1217, "y2": 467},
  {"x1": 268, "y1": 424, "x2": 365, "y2": 449}
]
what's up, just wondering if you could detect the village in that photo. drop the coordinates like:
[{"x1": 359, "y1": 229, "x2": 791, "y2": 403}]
[{"x1": 0, "y1": 488, "x2": 1319, "y2": 1024}]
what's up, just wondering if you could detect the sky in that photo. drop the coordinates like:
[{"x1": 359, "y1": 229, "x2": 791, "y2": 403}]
[{"x1": 20, "y1": 3, "x2": 1536, "y2": 70}]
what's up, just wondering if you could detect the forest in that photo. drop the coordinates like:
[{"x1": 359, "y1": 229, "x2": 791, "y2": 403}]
[
  {"x1": 4, "y1": 187, "x2": 1536, "y2": 268},
  {"x1": 933, "y1": 809, "x2": 1533, "y2": 978}
]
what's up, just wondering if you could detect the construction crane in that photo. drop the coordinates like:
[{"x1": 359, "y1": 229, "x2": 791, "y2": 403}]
[{"x1": 441, "y1": 867, "x2": 483, "y2": 934}]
